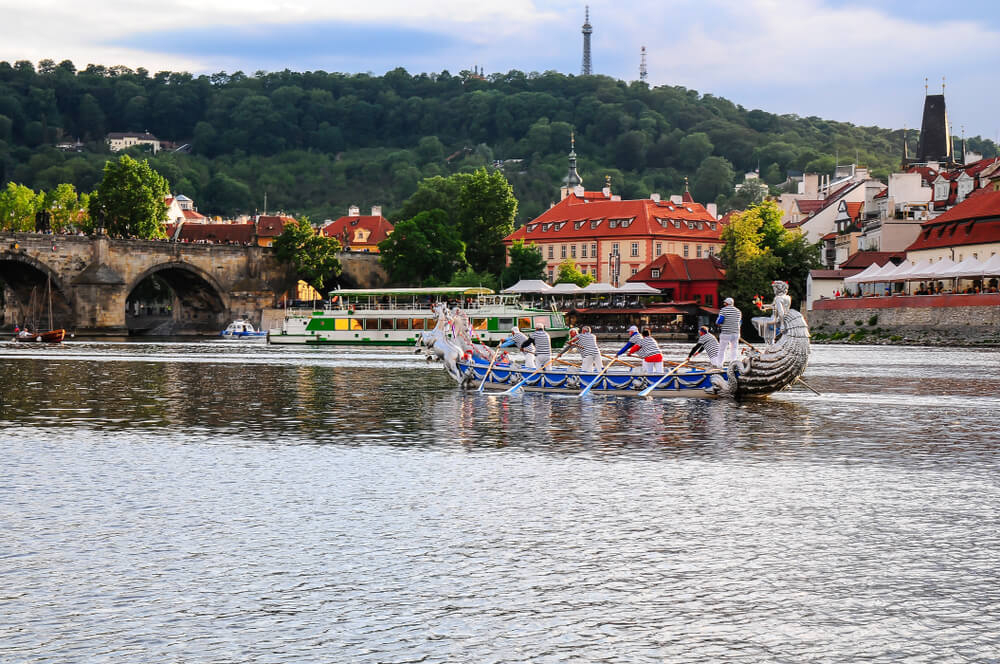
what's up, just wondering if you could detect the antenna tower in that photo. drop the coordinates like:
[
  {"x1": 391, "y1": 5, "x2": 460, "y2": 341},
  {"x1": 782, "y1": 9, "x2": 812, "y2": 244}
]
[
  {"x1": 639, "y1": 46, "x2": 647, "y2": 83},
  {"x1": 581, "y1": 6, "x2": 593, "y2": 76}
]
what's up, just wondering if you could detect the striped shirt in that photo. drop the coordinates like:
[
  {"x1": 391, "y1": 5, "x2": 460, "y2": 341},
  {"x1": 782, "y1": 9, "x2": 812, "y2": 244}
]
[
  {"x1": 634, "y1": 335, "x2": 661, "y2": 359},
  {"x1": 690, "y1": 331, "x2": 720, "y2": 359},
  {"x1": 717, "y1": 305, "x2": 742, "y2": 335},
  {"x1": 511, "y1": 331, "x2": 529, "y2": 348},
  {"x1": 529, "y1": 330, "x2": 551, "y2": 357},
  {"x1": 574, "y1": 332, "x2": 600, "y2": 357}
]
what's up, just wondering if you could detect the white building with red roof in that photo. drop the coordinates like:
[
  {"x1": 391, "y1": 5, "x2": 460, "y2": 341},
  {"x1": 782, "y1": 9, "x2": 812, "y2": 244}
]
[
  {"x1": 321, "y1": 205, "x2": 394, "y2": 253},
  {"x1": 904, "y1": 189, "x2": 1000, "y2": 263},
  {"x1": 504, "y1": 185, "x2": 723, "y2": 285}
]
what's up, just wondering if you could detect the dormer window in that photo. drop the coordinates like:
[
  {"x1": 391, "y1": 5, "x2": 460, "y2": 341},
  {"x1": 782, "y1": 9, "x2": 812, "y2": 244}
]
[
  {"x1": 710, "y1": 222, "x2": 716, "y2": 230},
  {"x1": 685, "y1": 206, "x2": 693, "y2": 213},
  {"x1": 574, "y1": 221, "x2": 585, "y2": 230},
  {"x1": 651, "y1": 268, "x2": 660, "y2": 278},
  {"x1": 686, "y1": 221, "x2": 694, "y2": 229},
  {"x1": 542, "y1": 223, "x2": 551, "y2": 232},
  {"x1": 672, "y1": 220, "x2": 681, "y2": 229},
  {"x1": 527, "y1": 224, "x2": 537, "y2": 232},
  {"x1": 590, "y1": 219, "x2": 602, "y2": 229},
  {"x1": 608, "y1": 219, "x2": 619, "y2": 229}
]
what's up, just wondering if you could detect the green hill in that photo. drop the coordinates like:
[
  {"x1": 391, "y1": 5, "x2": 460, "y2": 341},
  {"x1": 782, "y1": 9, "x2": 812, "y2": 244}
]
[{"x1": 1, "y1": 59, "x2": 996, "y2": 222}]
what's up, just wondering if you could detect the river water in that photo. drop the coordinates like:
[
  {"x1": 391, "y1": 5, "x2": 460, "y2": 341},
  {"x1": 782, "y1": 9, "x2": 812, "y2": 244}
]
[{"x1": 1, "y1": 340, "x2": 998, "y2": 663}]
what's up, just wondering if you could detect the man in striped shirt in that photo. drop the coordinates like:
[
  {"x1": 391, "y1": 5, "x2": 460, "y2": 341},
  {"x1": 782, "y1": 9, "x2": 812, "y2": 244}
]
[
  {"x1": 501, "y1": 326, "x2": 535, "y2": 368},
  {"x1": 716, "y1": 297, "x2": 742, "y2": 363},
  {"x1": 527, "y1": 323, "x2": 552, "y2": 367},
  {"x1": 569, "y1": 325, "x2": 603, "y2": 373},
  {"x1": 624, "y1": 328, "x2": 664, "y2": 374},
  {"x1": 688, "y1": 325, "x2": 722, "y2": 367}
]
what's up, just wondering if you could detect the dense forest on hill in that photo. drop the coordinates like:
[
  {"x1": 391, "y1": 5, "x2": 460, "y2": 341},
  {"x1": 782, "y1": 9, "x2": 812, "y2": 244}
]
[{"x1": 1, "y1": 58, "x2": 996, "y2": 223}]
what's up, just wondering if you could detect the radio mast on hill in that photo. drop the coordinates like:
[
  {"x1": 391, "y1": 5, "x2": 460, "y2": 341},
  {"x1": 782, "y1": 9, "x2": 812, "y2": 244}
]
[
  {"x1": 581, "y1": 6, "x2": 593, "y2": 75},
  {"x1": 640, "y1": 46, "x2": 648, "y2": 83}
]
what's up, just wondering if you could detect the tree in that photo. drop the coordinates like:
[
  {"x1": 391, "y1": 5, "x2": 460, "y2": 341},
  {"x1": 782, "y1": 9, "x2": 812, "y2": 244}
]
[
  {"x1": 0, "y1": 182, "x2": 41, "y2": 231},
  {"x1": 273, "y1": 216, "x2": 343, "y2": 292},
  {"x1": 500, "y1": 239, "x2": 546, "y2": 286},
  {"x1": 719, "y1": 200, "x2": 821, "y2": 332},
  {"x1": 378, "y1": 209, "x2": 468, "y2": 285},
  {"x1": 692, "y1": 156, "x2": 734, "y2": 205},
  {"x1": 43, "y1": 183, "x2": 80, "y2": 232},
  {"x1": 88, "y1": 154, "x2": 170, "y2": 238},
  {"x1": 555, "y1": 259, "x2": 594, "y2": 287},
  {"x1": 395, "y1": 168, "x2": 517, "y2": 275},
  {"x1": 449, "y1": 267, "x2": 499, "y2": 293}
]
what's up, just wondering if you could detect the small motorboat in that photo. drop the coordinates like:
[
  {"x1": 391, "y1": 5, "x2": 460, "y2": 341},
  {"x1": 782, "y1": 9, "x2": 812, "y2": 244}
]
[
  {"x1": 220, "y1": 319, "x2": 267, "y2": 338},
  {"x1": 14, "y1": 328, "x2": 66, "y2": 343}
]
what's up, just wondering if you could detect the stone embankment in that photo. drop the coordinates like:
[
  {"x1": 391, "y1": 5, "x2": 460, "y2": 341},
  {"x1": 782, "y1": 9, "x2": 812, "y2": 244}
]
[{"x1": 806, "y1": 293, "x2": 1000, "y2": 345}]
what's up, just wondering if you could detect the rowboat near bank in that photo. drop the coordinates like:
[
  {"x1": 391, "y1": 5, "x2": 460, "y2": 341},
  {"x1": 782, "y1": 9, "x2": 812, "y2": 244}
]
[{"x1": 267, "y1": 287, "x2": 571, "y2": 347}]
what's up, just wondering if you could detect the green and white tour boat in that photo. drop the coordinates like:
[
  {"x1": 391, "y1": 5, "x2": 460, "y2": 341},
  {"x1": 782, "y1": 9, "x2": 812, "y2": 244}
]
[{"x1": 267, "y1": 287, "x2": 571, "y2": 347}]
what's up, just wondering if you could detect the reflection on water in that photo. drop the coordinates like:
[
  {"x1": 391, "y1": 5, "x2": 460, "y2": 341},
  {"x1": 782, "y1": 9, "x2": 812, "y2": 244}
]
[{"x1": 1, "y1": 340, "x2": 999, "y2": 662}]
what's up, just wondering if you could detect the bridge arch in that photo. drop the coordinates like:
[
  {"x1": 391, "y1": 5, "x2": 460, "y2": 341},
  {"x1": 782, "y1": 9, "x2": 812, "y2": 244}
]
[
  {"x1": 126, "y1": 261, "x2": 229, "y2": 334},
  {"x1": 0, "y1": 251, "x2": 75, "y2": 330}
]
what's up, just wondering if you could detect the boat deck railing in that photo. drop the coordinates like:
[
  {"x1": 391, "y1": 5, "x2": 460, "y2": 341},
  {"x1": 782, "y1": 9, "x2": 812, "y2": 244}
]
[{"x1": 282, "y1": 300, "x2": 549, "y2": 314}]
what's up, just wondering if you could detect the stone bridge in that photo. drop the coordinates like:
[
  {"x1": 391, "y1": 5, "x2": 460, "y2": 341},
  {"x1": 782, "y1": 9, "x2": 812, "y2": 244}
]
[{"x1": 0, "y1": 233, "x2": 387, "y2": 335}]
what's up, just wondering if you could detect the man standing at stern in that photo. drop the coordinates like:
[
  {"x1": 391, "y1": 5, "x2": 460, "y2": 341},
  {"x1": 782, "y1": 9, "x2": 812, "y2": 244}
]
[{"x1": 717, "y1": 297, "x2": 742, "y2": 363}]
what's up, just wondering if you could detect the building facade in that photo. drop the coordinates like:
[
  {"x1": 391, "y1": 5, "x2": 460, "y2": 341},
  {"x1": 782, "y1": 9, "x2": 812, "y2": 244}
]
[
  {"x1": 321, "y1": 205, "x2": 394, "y2": 253},
  {"x1": 106, "y1": 132, "x2": 161, "y2": 154}
]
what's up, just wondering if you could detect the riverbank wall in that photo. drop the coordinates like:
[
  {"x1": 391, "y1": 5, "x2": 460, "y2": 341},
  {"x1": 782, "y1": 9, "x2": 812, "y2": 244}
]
[{"x1": 807, "y1": 293, "x2": 1000, "y2": 344}]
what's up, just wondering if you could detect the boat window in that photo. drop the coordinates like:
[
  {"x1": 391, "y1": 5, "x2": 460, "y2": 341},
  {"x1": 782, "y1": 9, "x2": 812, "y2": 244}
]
[
  {"x1": 533, "y1": 315, "x2": 549, "y2": 328},
  {"x1": 499, "y1": 318, "x2": 514, "y2": 327},
  {"x1": 411, "y1": 318, "x2": 426, "y2": 330},
  {"x1": 518, "y1": 317, "x2": 532, "y2": 329},
  {"x1": 549, "y1": 315, "x2": 562, "y2": 328},
  {"x1": 472, "y1": 318, "x2": 488, "y2": 330},
  {"x1": 364, "y1": 319, "x2": 379, "y2": 330},
  {"x1": 334, "y1": 319, "x2": 350, "y2": 331},
  {"x1": 396, "y1": 319, "x2": 410, "y2": 330},
  {"x1": 380, "y1": 319, "x2": 395, "y2": 330}
]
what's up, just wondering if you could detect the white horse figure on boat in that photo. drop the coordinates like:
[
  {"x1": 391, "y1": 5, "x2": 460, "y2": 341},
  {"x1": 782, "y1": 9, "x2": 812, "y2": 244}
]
[{"x1": 415, "y1": 303, "x2": 465, "y2": 380}]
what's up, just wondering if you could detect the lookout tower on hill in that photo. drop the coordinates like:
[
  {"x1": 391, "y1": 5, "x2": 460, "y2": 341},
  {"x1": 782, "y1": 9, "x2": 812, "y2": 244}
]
[{"x1": 581, "y1": 7, "x2": 593, "y2": 75}]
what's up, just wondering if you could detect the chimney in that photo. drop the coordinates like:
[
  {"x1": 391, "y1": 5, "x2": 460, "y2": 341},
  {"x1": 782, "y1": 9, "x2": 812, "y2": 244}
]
[
  {"x1": 573, "y1": 185, "x2": 585, "y2": 197},
  {"x1": 650, "y1": 193, "x2": 660, "y2": 202},
  {"x1": 371, "y1": 205, "x2": 382, "y2": 217},
  {"x1": 707, "y1": 203, "x2": 718, "y2": 218},
  {"x1": 348, "y1": 205, "x2": 360, "y2": 216},
  {"x1": 670, "y1": 195, "x2": 683, "y2": 204}
]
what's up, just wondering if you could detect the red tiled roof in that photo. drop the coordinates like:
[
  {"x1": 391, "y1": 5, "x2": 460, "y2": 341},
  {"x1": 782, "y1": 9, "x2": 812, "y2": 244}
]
[
  {"x1": 795, "y1": 199, "x2": 825, "y2": 215},
  {"x1": 810, "y1": 269, "x2": 862, "y2": 279},
  {"x1": 505, "y1": 193, "x2": 721, "y2": 244},
  {"x1": 628, "y1": 254, "x2": 725, "y2": 283},
  {"x1": 821, "y1": 231, "x2": 837, "y2": 241},
  {"x1": 182, "y1": 209, "x2": 206, "y2": 220},
  {"x1": 166, "y1": 222, "x2": 256, "y2": 244},
  {"x1": 905, "y1": 166, "x2": 939, "y2": 186},
  {"x1": 907, "y1": 218, "x2": 1000, "y2": 252},
  {"x1": 321, "y1": 215, "x2": 394, "y2": 246},
  {"x1": 844, "y1": 201, "x2": 863, "y2": 222},
  {"x1": 839, "y1": 251, "x2": 905, "y2": 269},
  {"x1": 874, "y1": 189, "x2": 888, "y2": 199},
  {"x1": 256, "y1": 215, "x2": 296, "y2": 237}
]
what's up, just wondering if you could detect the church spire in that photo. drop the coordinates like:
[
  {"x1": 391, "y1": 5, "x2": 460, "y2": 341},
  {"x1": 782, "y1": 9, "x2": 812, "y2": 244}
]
[{"x1": 560, "y1": 132, "x2": 583, "y2": 199}]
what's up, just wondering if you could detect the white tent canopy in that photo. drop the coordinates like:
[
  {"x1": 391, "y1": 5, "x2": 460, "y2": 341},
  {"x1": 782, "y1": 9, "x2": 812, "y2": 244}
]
[
  {"x1": 890, "y1": 258, "x2": 933, "y2": 281},
  {"x1": 940, "y1": 256, "x2": 985, "y2": 279},
  {"x1": 875, "y1": 260, "x2": 914, "y2": 281},
  {"x1": 979, "y1": 253, "x2": 1000, "y2": 276},
  {"x1": 843, "y1": 262, "x2": 884, "y2": 285},
  {"x1": 502, "y1": 279, "x2": 552, "y2": 294},
  {"x1": 910, "y1": 257, "x2": 955, "y2": 280},
  {"x1": 616, "y1": 282, "x2": 661, "y2": 294},
  {"x1": 581, "y1": 282, "x2": 617, "y2": 294},
  {"x1": 549, "y1": 282, "x2": 582, "y2": 293}
]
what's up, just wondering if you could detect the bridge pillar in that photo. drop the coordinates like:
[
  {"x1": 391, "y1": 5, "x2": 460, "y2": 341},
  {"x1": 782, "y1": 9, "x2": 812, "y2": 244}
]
[{"x1": 71, "y1": 239, "x2": 129, "y2": 334}]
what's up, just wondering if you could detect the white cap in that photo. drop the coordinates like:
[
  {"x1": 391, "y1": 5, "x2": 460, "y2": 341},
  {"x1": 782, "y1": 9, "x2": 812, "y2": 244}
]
[
  {"x1": 511, "y1": 326, "x2": 520, "y2": 333},
  {"x1": 535, "y1": 322, "x2": 545, "y2": 330},
  {"x1": 724, "y1": 297, "x2": 734, "y2": 305},
  {"x1": 627, "y1": 325, "x2": 639, "y2": 334}
]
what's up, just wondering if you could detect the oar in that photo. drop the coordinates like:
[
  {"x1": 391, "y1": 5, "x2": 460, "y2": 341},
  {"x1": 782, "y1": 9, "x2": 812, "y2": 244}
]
[
  {"x1": 638, "y1": 358, "x2": 691, "y2": 397},
  {"x1": 502, "y1": 348, "x2": 570, "y2": 395},
  {"x1": 476, "y1": 346, "x2": 502, "y2": 392},
  {"x1": 577, "y1": 355, "x2": 623, "y2": 398}
]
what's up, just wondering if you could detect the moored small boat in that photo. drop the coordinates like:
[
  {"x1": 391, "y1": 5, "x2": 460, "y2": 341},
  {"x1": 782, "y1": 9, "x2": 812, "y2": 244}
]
[
  {"x1": 220, "y1": 319, "x2": 266, "y2": 338},
  {"x1": 14, "y1": 329, "x2": 66, "y2": 343}
]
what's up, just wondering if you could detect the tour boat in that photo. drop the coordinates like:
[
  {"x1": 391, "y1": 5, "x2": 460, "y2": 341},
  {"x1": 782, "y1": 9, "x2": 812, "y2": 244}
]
[
  {"x1": 220, "y1": 319, "x2": 266, "y2": 338},
  {"x1": 451, "y1": 307, "x2": 812, "y2": 399},
  {"x1": 267, "y1": 287, "x2": 571, "y2": 347}
]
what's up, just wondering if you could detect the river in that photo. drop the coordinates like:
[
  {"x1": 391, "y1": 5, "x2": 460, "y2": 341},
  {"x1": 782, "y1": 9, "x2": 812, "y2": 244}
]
[{"x1": 1, "y1": 340, "x2": 998, "y2": 663}]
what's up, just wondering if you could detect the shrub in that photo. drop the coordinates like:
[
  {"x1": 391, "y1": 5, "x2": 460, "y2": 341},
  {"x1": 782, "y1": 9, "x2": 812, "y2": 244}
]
[
  {"x1": 854, "y1": 319, "x2": 864, "y2": 326},
  {"x1": 890, "y1": 335, "x2": 902, "y2": 342},
  {"x1": 868, "y1": 314, "x2": 878, "y2": 326},
  {"x1": 849, "y1": 330, "x2": 867, "y2": 342},
  {"x1": 830, "y1": 331, "x2": 848, "y2": 340}
]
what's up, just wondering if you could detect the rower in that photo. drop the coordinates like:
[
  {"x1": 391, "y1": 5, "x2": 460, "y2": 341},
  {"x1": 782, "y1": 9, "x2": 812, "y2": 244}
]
[
  {"x1": 688, "y1": 325, "x2": 722, "y2": 367},
  {"x1": 625, "y1": 328, "x2": 664, "y2": 374},
  {"x1": 573, "y1": 325, "x2": 603, "y2": 373},
  {"x1": 528, "y1": 322, "x2": 552, "y2": 367},
  {"x1": 501, "y1": 326, "x2": 535, "y2": 369},
  {"x1": 615, "y1": 325, "x2": 642, "y2": 358}
]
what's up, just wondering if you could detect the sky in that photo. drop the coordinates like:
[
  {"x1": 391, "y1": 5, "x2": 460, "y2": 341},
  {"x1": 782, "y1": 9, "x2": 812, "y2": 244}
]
[{"x1": 2, "y1": 0, "x2": 999, "y2": 140}]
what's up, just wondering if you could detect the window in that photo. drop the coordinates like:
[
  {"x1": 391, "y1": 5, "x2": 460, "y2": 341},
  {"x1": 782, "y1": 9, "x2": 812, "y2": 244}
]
[
  {"x1": 609, "y1": 219, "x2": 618, "y2": 229},
  {"x1": 630, "y1": 268, "x2": 638, "y2": 276},
  {"x1": 696, "y1": 244, "x2": 702, "y2": 258},
  {"x1": 591, "y1": 243, "x2": 597, "y2": 256},
  {"x1": 590, "y1": 219, "x2": 602, "y2": 229},
  {"x1": 630, "y1": 242, "x2": 639, "y2": 257},
  {"x1": 651, "y1": 268, "x2": 660, "y2": 278},
  {"x1": 560, "y1": 245, "x2": 567, "y2": 259},
  {"x1": 547, "y1": 269, "x2": 554, "y2": 282},
  {"x1": 672, "y1": 220, "x2": 681, "y2": 229},
  {"x1": 542, "y1": 223, "x2": 551, "y2": 232},
  {"x1": 710, "y1": 222, "x2": 717, "y2": 230},
  {"x1": 571, "y1": 245, "x2": 577, "y2": 258},
  {"x1": 705, "y1": 294, "x2": 713, "y2": 306},
  {"x1": 612, "y1": 243, "x2": 619, "y2": 253},
  {"x1": 527, "y1": 224, "x2": 537, "y2": 232},
  {"x1": 655, "y1": 242, "x2": 662, "y2": 256},
  {"x1": 547, "y1": 245, "x2": 554, "y2": 259},
  {"x1": 683, "y1": 244, "x2": 689, "y2": 257},
  {"x1": 574, "y1": 220, "x2": 585, "y2": 230},
  {"x1": 581, "y1": 244, "x2": 588, "y2": 258}
]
